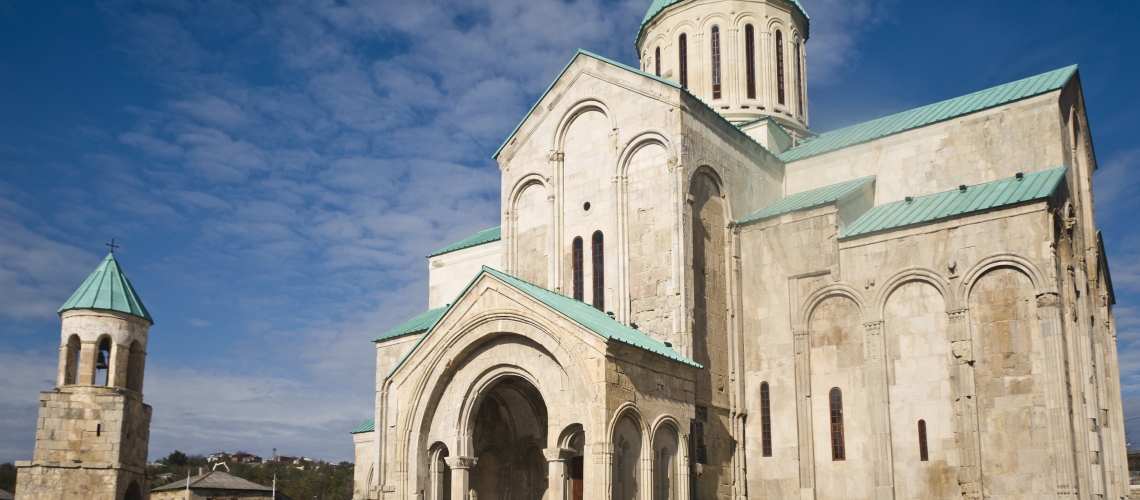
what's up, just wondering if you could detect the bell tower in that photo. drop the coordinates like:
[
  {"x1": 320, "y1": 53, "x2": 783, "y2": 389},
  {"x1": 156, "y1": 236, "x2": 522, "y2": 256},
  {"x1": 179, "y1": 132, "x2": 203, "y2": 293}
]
[
  {"x1": 636, "y1": 0, "x2": 811, "y2": 146},
  {"x1": 15, "y1": 252, "x2": 154, "y2": 500}
]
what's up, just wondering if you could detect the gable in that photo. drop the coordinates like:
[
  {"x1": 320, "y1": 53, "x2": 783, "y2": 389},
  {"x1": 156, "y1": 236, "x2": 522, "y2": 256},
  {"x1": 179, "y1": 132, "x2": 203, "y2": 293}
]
[{"x1": 388, "y1": 267, "x2": 699, "y2": 378}]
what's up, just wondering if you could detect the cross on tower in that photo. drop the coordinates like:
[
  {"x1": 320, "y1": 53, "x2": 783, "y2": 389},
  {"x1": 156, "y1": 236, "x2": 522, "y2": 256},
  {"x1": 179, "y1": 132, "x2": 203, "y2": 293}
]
[{"x1": 106, "y1": 239, "x2": 119, "y2": 253}]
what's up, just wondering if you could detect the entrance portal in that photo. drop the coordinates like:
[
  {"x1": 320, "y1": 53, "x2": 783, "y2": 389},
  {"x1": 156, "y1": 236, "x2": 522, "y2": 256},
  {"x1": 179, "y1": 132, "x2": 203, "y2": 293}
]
[{"x1": 470, "y1": 377, "x2": 549, "y2": 500}]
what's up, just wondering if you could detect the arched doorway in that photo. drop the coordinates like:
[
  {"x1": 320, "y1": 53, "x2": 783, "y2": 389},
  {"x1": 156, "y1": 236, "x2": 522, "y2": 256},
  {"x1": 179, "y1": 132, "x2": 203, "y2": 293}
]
[
  {"x1": 123, "y1": 481, "x2": 143, "y2": 500},
  {"x1": 470, "y1": 377, "x2": 548, "y2": 500}
]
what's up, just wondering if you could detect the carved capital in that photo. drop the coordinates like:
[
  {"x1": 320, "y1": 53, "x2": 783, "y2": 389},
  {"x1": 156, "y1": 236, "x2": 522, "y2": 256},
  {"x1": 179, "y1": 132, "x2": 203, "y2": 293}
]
[
  {"x1": 863, "y1": 321, "x2": 883, "y2": 335},
  {"x1": 542, "y1": 447, "x2": 575, "y2": 462},
  {"x1": 445, "y1": 456, "x2": 478, "y2": 469},
  {"x1": 1036, "y1": 292, "x2": 1061, "y2": 308},
  {"x1": 947, "y1": 309, "x2": 967, "y2": 323},
  {"x1": 951, "y1": 340, "x2": 974, "y2": 363},
  {"x1": 547, "y1": 151, "x2": 564, "y2": 162}
]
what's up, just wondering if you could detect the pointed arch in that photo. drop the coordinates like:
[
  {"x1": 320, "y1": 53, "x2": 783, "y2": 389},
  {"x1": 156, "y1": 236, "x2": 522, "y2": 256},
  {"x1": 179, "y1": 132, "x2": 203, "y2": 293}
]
[
  {"x1": 871, "y1": 267, "x2": 955, "y2": 321},
  {"x1": 957, "y1": 252, "x2": 1050, "y2": 306}
]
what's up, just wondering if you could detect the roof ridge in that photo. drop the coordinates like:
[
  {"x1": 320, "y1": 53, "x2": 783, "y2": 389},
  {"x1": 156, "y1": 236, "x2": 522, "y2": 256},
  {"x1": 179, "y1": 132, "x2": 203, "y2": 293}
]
[
  {"x1": 737, "y1": 175, "x2": 875, "y2": 225},
  {"x1": 779, "y1": 65, "x2": 1078, "y2": 163},
  {"x1": 426, "y1": 226, "x2": 502, "y2": 258}
]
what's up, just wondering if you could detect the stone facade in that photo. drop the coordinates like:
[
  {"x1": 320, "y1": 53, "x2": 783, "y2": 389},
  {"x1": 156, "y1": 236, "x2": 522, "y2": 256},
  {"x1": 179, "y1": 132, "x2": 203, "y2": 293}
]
[
  {"x1": 16, "y1": 304, "x2": 153, "y2": 500},
  {"x1": 352, "y1": 1, "x2": 1126, "y2": 499}
]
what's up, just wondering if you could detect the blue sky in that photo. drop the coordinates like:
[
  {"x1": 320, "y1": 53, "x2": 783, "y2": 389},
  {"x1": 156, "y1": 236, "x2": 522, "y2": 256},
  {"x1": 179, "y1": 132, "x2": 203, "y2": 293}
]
[{"x1": 0, "y1": 0, "x2": 1137, "y2": 464}]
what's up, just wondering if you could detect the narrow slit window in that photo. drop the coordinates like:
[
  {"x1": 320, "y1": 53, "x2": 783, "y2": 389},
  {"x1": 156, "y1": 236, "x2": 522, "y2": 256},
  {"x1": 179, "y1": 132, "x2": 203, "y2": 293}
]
[
  {"x1": 918, "y1": 420, "x2": 929, "y2": 461},
  {"x1": 745, "y1": 25, "x2": 756, "y2": 99},
  {"x1": 795, "y1": 40, "x2": 804, "y2": 115},
  {"x1": 572, "y1": 237, "x2": 584, "y2": 301},
  {"x1": 710, "y1": 26, "x2": 722, "y2": 99},
  {"x1": 655, "y1": 47, "x2": 661, "y2": 77},
  {"x1": 775, "y1": 30, "x2": 785, "y2": 105},
  {"x1": 829, "y1": 388, "x2": 845, "y2": 461},
  {"x1": 678, "y1": 34, "x2": 688, "y2": 89},
  {"x1": 591, "y1": 231, "x2": 604, "y2": 311},
  {"x1": 760, "y1": 382, "x2": 772, "y2": 457},
  {"x1": 96, "y1": 424, "x2": 101, "y2": 437}
]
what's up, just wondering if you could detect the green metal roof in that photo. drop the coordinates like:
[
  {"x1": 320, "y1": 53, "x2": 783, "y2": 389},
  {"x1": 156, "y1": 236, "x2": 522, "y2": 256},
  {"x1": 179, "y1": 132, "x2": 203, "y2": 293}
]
[
  {"x1": 427, "y1": 226, "x2": 501, "y2": 258},
  {"x1": 373, "y1": 306, "x2": 449, "y2": 342},
  {"x1": 350, "y1": 418, "x2": 374, "y2": 434},
  {"x1": 779, "y1": 65, "x2": 1078, "y2": 163},
  {"x1": 388, "y1": 267, "x2": 701, "y2": 378},
  {"x1": 840, "y1": 167, "x2": 1067, "y2": 238},
  {"x1": 58, "y1": 253, "x2": 153, "y2": 324},
  {"x1": 738, "y1": 176, "x2": 875, "y2": 225},
  {"x1": 636, "y1": 0, "x2": 810, "y2": 51}
]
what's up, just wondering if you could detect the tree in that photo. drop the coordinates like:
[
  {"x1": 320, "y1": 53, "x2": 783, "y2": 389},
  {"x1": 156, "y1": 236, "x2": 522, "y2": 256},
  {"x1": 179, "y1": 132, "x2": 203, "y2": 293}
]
[{"x1": 164, "y1": 450, "x2": 189, "y2": 467}]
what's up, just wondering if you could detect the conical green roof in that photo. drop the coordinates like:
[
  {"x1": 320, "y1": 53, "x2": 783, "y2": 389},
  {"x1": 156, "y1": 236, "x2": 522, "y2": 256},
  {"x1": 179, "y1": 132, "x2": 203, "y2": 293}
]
[{"x1": 58, "y1": 253, "x2": 153, "y2": 324}]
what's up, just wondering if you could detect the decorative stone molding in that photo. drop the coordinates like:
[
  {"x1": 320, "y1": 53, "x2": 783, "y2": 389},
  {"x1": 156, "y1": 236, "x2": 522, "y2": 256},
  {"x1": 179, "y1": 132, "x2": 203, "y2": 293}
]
[
  {"x1": 1037, "y1": 292, "x2": 1060, "y2": 308},
  {"x1": 445, "y1": 456, "x2": 478, "y2": 470}
]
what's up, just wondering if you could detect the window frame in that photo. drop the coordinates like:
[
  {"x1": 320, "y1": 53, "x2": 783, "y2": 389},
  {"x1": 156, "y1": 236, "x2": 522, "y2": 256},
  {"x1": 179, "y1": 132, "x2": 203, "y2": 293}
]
[
  {"x1": 572, "y1": 237, "x2": 584, "y2": 301},
  {"x1": 775, "y1": 30, "x2": 785, "y2": 106},
  {"x1": 710, "y1": 26, "x2": 722, "y2": 100},
  {"x1": 745, "y1": 25, "x2": 756, "y2": 100},
  {"x1": 918, "y1": 420, "x2": 929, "y2": 462},
  {"x1": 795, "y1": 39, "x2": 804, "y2": 116},
  {"x1": 655, "y1": 47, "x2": 661, "y2": 77},
  {"x1": 678, "y1": 34, "x2": 688, "y2": 89},
  {"x1": 829, "y1": 387, "x2": 845, "y2": 461},
  {"x1": 591, "y1": 231, "x2": 604, "y2": 311},
  {"x1": 760, "y1": 382, "x2": 772, "y2": 457}
]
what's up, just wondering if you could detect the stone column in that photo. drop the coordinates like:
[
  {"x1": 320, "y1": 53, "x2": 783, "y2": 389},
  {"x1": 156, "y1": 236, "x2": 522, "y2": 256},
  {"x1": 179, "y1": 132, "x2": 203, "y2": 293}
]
[
  {"x1": 77, "y1": 341, "x2": 97, "y2": 385},
  {"x1": 110, "y1": 343, "x2": 129, "y2": 388},
  {"x1": 947, "y1": 309, "x2": 983, "y2": 499},
  {"x1": 792, "y1": 328, "x2": 815, "y2": 500},
  {"x1": 864, "y1": 321, "x2": 894, "y2": 500},
  {"x1": 1036, "y1": 292, "x2": 1078, "y2": 498},
  {"x1": 446, "y1": 456, "x2": 477, "y2": 500},
  {"x1": 596, "y1": 450, "x2": 613, "y2": 500},
  {"x1": 544, "y1": 448, "x2": 573, "y2": 500}
]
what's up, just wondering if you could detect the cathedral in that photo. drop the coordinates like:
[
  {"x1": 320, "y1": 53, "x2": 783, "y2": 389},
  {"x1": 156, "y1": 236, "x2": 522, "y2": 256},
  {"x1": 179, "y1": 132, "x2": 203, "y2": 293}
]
[{"x1": 351, "y1": 0, "x2": 1126, "y2": 499}]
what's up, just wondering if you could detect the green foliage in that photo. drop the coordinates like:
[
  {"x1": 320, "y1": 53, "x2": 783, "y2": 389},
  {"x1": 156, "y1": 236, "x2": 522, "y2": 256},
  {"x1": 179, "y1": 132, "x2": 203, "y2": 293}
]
[
  {"x1": 0, "y1": 462, "x2": 16, "y2": 494},
  {"x1": 163, "y1": 450, "x2": 190, "y2": 466},
  {"x1": 149, "y1": 454, "x2": 353, "y2": 500}
]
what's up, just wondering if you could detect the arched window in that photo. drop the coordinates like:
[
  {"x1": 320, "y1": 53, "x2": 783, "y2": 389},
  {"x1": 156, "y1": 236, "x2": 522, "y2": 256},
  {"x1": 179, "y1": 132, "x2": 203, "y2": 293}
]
[
  {"x1": 760, "y1": 382, "x2": 772, "y2": 457},
  {"x1": 918, "y1": 420, "x2": 929, "y2": 461},
  {"x1": 745, "y1": 25, "x2": 756, "y2": 99},
  {"x1": 591, "y1": 231, "x2": 604, "y2": 310},
  {"x1": 96, "y1": 338, "x2": 112, "y2": 387},
  {"x1": 655, "y1": 47, "x2": 661, "y2": 77},
  {"x1": 710, "y1": 26, "x2": 722, "y2": 99},
  {"x1": 795, "y1": 40, "x2": 804, "y2": 115},
  {"x1": 678, "y1": 34, "x2": 688, "y2": 89},
  {"x1": 572, "y1": 237, "x2": 584, "y2": 301},
  {"x1": 829, "y1": 387, "x2": 845, "y2": 460},
  {"x1": 64, "y1": 335, "x2": 81, "y2": 386},
  {"x1": 775, "y1": 30, "x2": 785, "y2": 105}
]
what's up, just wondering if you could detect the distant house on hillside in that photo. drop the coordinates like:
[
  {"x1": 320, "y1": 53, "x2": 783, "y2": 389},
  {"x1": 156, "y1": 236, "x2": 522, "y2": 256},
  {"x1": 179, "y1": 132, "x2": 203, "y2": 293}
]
[{"x1": 148, "y1": 470, "x2": 290, "y2": 500}]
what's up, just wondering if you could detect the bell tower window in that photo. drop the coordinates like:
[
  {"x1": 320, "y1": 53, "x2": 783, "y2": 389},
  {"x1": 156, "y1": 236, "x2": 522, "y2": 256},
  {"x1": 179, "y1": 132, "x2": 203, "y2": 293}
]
[
  {"x1": 776, "y1": 30, "x2": 785, "y2": 106},
  {"x1": 678, "y1": 34, "x2": 688, "y2": 89},
  {"x1": 795, "y1": 40, "x2": 804, "y2": 115},
  {"x1": 710, "y1": 26, "x2": 722, "y2": 99},
  {"x1": 745, "y1": 25, "x2": 756, "y2": 99}
]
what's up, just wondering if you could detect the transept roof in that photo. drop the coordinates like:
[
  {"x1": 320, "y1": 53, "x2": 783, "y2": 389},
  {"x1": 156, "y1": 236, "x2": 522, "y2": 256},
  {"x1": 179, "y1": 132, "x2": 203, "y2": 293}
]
[
  {"x1": 426, "y1": 226, "x2": 501, "y2": 258},
  {"x1": 840, "y1": 166, "x2": 1068, "y2": 238},
  {"x1": 737, "y1": 175, "x2": 875, "y2": 225},
  {"x1": 350, "y1": 418, "x2": 375, "y2": 434},
  {"x1": 778, "y1": 65, "x2": 1079, "y2": 163},
  {"x1": 58, "y1": 252, "x2": 153, "y2": 324},
  {"x1": 373, "y1": 306, "x2": 448, "y2": 342}
]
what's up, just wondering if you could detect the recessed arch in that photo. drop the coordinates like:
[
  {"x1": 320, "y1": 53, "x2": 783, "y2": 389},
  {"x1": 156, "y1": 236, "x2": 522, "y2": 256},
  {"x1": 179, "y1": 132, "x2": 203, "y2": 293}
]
[
  {"x1": 797, "y1": 283, "x2": 867, "y2": 330},
  {"x1": 553, "y1": 99, "x2": 616, "y2": 153},
  {"x1": 958, "y1": 252, "x2": 1050, "y2": 306},
  {"x1": 871, "y1": 267, "x2": 955, "y2": 321},
  {"x1": 615, "y1": 131, "x2": 674, "y2": 178}
]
